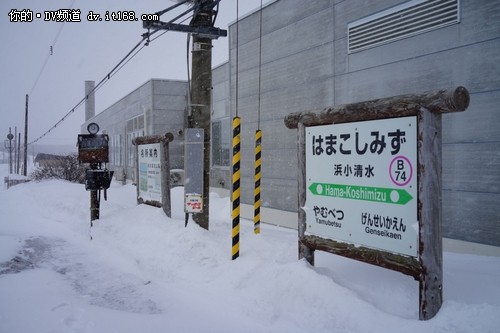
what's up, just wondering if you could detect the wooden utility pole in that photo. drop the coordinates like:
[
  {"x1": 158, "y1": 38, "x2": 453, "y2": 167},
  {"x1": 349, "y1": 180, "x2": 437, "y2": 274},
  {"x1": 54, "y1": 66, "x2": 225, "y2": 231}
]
[
  {"x1": 14, "y1": 127, "x2": 18, "y2": 173},
  {"x1": 190, "y1": 0, "x2": 214, "y2": 230},
  {"x1": 143, "y1": 0, "x2": 226, "y2": 230},
  {"x1": 17, "y1": 132, "x2": 21, "y2": 174},
  {"x1": 7, "y1": 128, "x2": 13, "y2": 174},
  {"x1": 23, "y1": 94, "x2": 28, "y2": 176}
]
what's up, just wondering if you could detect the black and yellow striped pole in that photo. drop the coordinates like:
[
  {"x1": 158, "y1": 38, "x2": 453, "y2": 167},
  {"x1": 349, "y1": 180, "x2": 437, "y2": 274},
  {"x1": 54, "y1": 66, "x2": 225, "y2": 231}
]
[
  {"x1": 231, "y1": 116, "x2": 241, "y2": 260},
  {"x1": 253, "y1": 130, "x2": 262, "y2": 234}
]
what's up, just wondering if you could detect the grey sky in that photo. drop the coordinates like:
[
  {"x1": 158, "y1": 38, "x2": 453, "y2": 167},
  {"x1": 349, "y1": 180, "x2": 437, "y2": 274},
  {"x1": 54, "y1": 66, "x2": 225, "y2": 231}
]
[{"x1": 0, "y1": 0, "x2": 265, "y2": 147}]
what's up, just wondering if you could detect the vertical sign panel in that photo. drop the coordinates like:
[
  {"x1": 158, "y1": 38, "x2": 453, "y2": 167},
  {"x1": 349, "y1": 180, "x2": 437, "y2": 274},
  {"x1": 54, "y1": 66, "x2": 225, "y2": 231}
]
[
  {"x1": 138, "y1": 143, "x2": 162, "y2": 204},
  {"x1": 184, "y1": 128, "x2": 204, "y2": 213},
  {"x1": 305, "y1": 116, "x2": 418, "y2": 257}
]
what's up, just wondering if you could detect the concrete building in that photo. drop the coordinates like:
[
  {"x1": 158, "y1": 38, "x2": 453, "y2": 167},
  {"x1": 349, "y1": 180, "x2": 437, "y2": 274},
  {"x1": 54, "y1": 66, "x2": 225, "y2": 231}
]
[
  {"x1": 211, "y1": 0, "x2": 500, "y2": 248},
  {"x1": 83, "y1": 0, "x2": 500, "y2": 250},
  {"x1": 82, "y1": 79, "x2": 188, "y2": 182}
]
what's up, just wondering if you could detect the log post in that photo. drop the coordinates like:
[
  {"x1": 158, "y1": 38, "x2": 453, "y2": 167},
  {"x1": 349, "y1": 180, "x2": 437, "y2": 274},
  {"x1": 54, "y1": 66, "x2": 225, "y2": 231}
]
[
  {"x1": 133, "y1": 133, "x2": 174, "y2": 217},
  {"x1": 417, "y1": 107, "x2": 443, "y2": 320},
  {"x1": 284, "y1": 86, "x2": 469, "y2": 129},
  {"x1": 286, "y1": 86, "x2": 469, "y2": 321},
  {"x1": 298, "y1": 123, "x2": 314, "y2": 265}
]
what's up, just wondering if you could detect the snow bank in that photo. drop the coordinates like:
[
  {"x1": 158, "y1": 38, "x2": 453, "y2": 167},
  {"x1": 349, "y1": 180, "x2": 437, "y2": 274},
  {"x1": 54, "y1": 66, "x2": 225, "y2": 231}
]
[{"x1": 1, "y1": 164, "x2": 499, "y2": 332}]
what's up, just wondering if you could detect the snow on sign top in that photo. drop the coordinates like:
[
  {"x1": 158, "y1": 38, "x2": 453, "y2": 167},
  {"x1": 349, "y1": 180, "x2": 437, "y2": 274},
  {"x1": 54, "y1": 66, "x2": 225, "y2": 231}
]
[{"x1": 305, "y1": 116, "x2": 418, "y2": 257}]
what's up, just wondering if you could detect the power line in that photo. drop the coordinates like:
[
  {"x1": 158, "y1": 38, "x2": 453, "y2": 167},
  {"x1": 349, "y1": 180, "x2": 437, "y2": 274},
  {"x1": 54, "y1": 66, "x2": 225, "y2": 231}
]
[
  {"x1": 29, "y1": 4, "x2": 196, "y2": 145},
  {"x1": 29, "y1": 36, "x2": 147, "y2": 145},
  {"x1": 29, "y1": 0, "x2": 76, "y2": 96},
  {"x1": 257, "y1": 0, "x2": 263, "y2": 129}
]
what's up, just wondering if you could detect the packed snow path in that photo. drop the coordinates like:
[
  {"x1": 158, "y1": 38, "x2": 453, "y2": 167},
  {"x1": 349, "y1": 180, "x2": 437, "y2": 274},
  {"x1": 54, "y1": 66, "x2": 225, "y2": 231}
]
[
  {"x1": 1, "y1": 171, "x2": 500, "y2": 332},
  {"x1": 1, "y1": 236, "x2": 161, "y2": 314}
]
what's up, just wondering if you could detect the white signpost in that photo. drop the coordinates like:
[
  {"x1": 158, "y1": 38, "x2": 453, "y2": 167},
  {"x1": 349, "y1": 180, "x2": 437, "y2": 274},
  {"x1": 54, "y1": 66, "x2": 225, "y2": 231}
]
[
  {"x1": 138, "y1": 143, "x2": 162, "y2": 204},
  {"x1": 133, "y1": 133, "x2": 173, "y2": 217},
  {"x1": 306, "y1": 117, "x2": 418, "y2": 257}
]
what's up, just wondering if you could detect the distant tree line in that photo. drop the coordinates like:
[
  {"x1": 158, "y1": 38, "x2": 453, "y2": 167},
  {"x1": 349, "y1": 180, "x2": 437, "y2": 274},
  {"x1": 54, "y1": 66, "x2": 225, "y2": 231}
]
[{"x1": 31, "y1": 153, "x2": 85, "y2": 183}]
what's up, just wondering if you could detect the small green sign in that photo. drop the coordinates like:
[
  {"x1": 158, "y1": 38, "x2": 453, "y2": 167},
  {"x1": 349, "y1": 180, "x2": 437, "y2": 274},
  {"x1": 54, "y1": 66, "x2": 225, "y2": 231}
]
[{"x1": 308, "y1": 182, "x2": 413, "y2": 205}]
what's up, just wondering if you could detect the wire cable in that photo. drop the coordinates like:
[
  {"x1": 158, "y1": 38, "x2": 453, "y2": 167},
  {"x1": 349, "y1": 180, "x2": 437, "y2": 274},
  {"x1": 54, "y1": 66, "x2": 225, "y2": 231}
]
[
  {"x1": 186, "y1": 33, "x2": 192, "y2": 121},
  {"x1": 29, "y1": 3, "x2": 196, "y2": 145},
  {"x1": 235, "y1": 0, "x2": 239, "y2": 117},
  {"x1": 257, "y1": 0, "x2": 263, "y2": 129},
  {"x1": 156, "y1": 0, "x2": 191, "y2": 17},
  {"x1": 29, "y1": 36, "x2": 147, "y2": 144},
  {"x1": 29, "y1": 0, "x2": 76, "y2": 96}
]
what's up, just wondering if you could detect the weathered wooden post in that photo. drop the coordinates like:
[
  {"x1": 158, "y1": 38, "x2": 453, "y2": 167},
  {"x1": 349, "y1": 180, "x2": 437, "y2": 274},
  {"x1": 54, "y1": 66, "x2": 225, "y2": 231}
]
[
  {"x1": 7, "y1": 128, "x2": 14, "y2": 174},
  {"x1": 284, "y1": 86, "x2": 470, "y2": 320}
]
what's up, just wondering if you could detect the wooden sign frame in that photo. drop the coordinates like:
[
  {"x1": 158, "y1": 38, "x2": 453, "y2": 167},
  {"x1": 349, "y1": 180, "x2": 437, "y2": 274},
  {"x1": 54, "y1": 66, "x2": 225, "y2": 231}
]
[
  {"x1": 284, "y1": 86, "x2": 470, "y2": 320},
  {"x1": 133, "y1": 133, "x2": 174, "y2": 218}
]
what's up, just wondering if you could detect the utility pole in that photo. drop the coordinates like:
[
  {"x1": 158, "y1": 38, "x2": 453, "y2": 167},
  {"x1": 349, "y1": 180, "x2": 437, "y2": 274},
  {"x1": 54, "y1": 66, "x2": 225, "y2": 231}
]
[
  {"x1": 23, "y1": 94, "x2": 28, "y2": 176},
  {"x1": 143, "y1": 0, "x2": 226, "y2": 230},
  {"x1": 7, "y1": 128, "x2": 13, "y2": 174},
  {"x1": 17, "y1": 132, "x2": 21, "y2": 174},
  {"x1": 14, "y1": 127, "x2": 18, "y2": 173},
  {"x1": 190, "y1": 0, "x2": 214, "y2": 230}
]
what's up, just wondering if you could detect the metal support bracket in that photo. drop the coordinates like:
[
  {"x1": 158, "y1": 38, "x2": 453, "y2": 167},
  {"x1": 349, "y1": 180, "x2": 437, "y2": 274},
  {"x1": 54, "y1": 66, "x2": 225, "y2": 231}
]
[{"x1": 143, "y1": 21, "x2": 227, "y2": 39}]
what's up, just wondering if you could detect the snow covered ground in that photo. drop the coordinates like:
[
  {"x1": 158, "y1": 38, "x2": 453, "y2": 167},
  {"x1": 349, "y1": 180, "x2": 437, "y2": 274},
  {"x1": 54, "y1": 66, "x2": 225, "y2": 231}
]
[{"x1": 1, "y1": 163, "x2": 499, "y2": 333}]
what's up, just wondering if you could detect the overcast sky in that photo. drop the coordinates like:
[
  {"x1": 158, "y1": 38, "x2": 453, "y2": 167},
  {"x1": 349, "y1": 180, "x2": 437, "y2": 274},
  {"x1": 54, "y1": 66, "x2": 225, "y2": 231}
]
[{"x1": 0, "y1": 0, "x2": 266, "y2": 147}]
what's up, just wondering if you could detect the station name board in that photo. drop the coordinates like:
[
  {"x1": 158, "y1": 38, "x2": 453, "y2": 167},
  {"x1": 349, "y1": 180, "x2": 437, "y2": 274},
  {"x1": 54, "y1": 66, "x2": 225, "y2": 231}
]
[{"x1": 305, "y1": 116, "x2": 418, "y2": 257}]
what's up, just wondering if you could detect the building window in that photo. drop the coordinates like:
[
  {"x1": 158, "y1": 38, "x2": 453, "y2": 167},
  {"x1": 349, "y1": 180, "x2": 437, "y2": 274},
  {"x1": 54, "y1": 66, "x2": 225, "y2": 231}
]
[
  {"x1": 212, "y1": 118, "x2": 230, "y2": 167},
  {"x1": 110, "y1": 134, "x2": 122, "y2": 166},
  {"x1": 127, "y1": 130, "x2": 143, "y2": 168},
  {"x1": 127, "y1": 115, "x2": 144, "y2": 133},
  {"x1": 348, "y1": 0, "x2": 460, "y2": 53},
  {"x1": 126, "y1": 115, "x2": 145, "y2": 169}
]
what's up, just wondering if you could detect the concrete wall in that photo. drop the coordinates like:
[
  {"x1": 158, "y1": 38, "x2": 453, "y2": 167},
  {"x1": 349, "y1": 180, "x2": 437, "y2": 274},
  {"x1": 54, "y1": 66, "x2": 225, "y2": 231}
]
[
  {"x1": 79, "y1": 0, "x2": 500, "y2": 248},
  {"x1": 226, "y1": 0, "x2": 500, "y2": 246},
  {"x1": 228, "y1": 0, "x2": 335, "y2": 214},
  {"x1": 82, "y1": 79, "x2": 187, "y2": 178},
  {"x1": 150, "y1": 80, "x2": 188, "y2": 169},
  {"x1": 210, "y1": 62, "x2": 232, "y2": 191}
]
